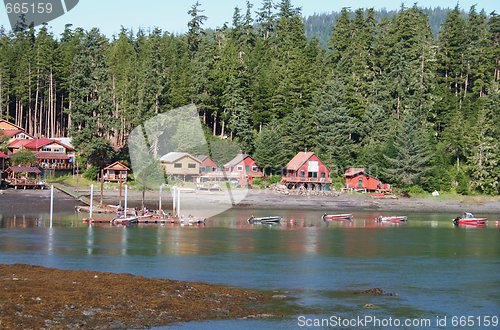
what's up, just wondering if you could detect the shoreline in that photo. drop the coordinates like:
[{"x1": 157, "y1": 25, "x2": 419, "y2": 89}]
[
  {"x1": 1, "y1": 187, "x2": 499, "y2": 214},
  {"x1": 0, "y1": 264, "x2": 290, "y2": 329}
]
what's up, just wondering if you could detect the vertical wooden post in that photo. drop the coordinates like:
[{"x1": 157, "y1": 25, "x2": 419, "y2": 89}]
[
  {"x1": 49, "y1": 185, "x2": 54, "y2": 228},
  {"x1": 119, "y1": 176, "x2": 123, "y2": 207},
  {"x1": 177, "y1": 188, "x2": 181, "y2": 218},
  {"x1": 89, "y1": 184, "x2": 94, "y2": 220},
  {"x1": 172, "y1": 186, "x2": 176, "y2": 215},
  {"x1": 124, "y1": 184, "x2": 128, "y2": 216},
  {"x1": 100, "y1": 169, "x2": 104, "y2": 207},
  {"x1": 159, "y1": 184, "x2": 163, "y2": 211}
]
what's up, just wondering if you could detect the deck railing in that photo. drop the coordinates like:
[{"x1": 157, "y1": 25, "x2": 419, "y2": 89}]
[{"x1": 281, "y1": 177, "x2": 332, "y2": 184}]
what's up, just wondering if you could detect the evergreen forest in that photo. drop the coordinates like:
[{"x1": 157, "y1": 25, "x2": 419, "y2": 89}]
[{"x1": 0, "y1": 1, "x2": 499, "y2": 194}]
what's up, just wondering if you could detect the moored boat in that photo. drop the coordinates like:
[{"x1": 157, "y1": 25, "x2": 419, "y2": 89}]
[
  {"x1": 248, "y1": 216, "x2": 282, "y2": 224},
  {"x1": 376, "y1": 216, "x2": 408, "y2": 223},
  {"x1": 111, "y1": 215, "x2": 139, "y2": 225},
  {"x1": 322, "y1": 213, "x2": 353, "y2": 221},
  {"x1": 453, "y1": 212, "x2": 487, "y2": 226}
]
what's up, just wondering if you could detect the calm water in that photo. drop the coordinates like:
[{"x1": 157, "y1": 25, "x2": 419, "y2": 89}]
[{"x1": 1, "y1": 209, "x2": 499, "y2": 329}]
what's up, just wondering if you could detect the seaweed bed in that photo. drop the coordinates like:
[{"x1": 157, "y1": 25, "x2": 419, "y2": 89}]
[{"x1": 0, "y1": 264, "x2": 288, "y2": 329}]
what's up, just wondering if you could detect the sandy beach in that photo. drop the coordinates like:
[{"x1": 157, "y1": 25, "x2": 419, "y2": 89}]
[{"x1": 0, "y1": 187, "x2": 499, "y2": 215}]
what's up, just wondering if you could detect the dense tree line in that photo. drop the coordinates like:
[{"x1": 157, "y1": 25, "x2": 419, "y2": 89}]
[
  {"x1": 304, "y1": 6, "x2": 456, "y2": 47},
  {"x1": 0, "y1": 1, "x2": 498, "y2": 194}
]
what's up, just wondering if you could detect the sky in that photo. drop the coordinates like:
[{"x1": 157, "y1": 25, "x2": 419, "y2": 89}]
[{"x1": 0, "y1": 0, "x2": 498, "y2": 37}]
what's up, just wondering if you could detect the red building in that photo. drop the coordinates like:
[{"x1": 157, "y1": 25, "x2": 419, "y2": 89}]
[
  {"x1": 281, "y1": 152, "x2": 332, "y2": 190},
  {"x1": 12, "y1": 138, "x2": 75, "y2": 170},
  {"x1": 197, "y1": 155, "x2": 217, "y2": 174},
  {"x1": 224, "y1": 154, "x2": 263, "y2": 186},
  {"x1": 344, "y1": 167, "x2": 391, "y2": 192}
]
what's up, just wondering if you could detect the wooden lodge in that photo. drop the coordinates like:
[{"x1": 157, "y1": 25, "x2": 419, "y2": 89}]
[
  {"x1": 5, "y1": 166, "x2": 45, "y2": 189},
  {"x1": 223, "y1": 154, "x2": 263, "y2": 186},
  {"x1": 197, "y1": 155, "x2": 218, "y2": 174},
  {"x1": 24, "y1": 139, "x2": 75, "y2": 170},
  {"x1": 160, "y1": 152, "x2": 201, "y2": 181},
  {"x1": 281, "y1": 152, "x2": 332, "y2": 190},
  {"x1": 102, "y1": 161, "x2": 129, "y2": 182},
  {"x1": 344, "y1": 167, "x2": 391, "y2": 193}
]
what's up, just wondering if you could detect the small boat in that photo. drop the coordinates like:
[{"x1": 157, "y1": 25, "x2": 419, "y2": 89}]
[
  {"x1": 247, "y1": 216, "x2": 282, "y2": 224},
  {"x1": 453, "y1": 212, "x2": 487, "y2": 226},
  {"x1": 180, "y1": 217, "x2": 206, "y2": 225},
  {"x1": 376, "y1": 216, "x2": 408, "y2": 223},
  {"x1": 111, "y1": 215, "x2": 139, "y2": 225},
  {"x1": 322, "y1": 213, "x2": 353, "y2": 221}
]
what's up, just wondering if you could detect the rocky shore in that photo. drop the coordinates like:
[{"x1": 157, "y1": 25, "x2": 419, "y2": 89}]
[{"x1": 0, "y1": 264, "x2": 289, "y2": 329}]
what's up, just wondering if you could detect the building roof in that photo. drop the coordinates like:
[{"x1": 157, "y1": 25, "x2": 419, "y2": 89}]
[
  {"x1": 224, "y1": 154, "x2": 251, "y2": 168},
  {"x1": 104, "y1": 161, "x2": 130, "y2": 171},
  {"x1": 51, "y1": 137, "x2": 74, "y2": 149},
  {"x1": 34, "y1": 152, "x2": 71, "y2": 160},
  {"x1": 160, "y1": 152, "x2": 201, "y2": 164},
  {"x1": 197, "y1": 155, "x2": 210, "y2": 162},
  {"x1": 0, "y1": 129, "x2": 22, "y2": 137},
  {"x1": 285, "y1": 152, "x2": 317, "y2": 171},
  {"x1": 0, "y1": 151, "x2": 10, "y2": 158},
  {"x1": 6, "y1": 166, "x2": 41, "y2": 174},
  {"x1": 344, "y1": 167, "x2": 366, "y2": 177},
  {"x1": 24, "y1": 138, "x2": 74, "y2": 151},
  {"x1": 0, "y1": 119, "x2": 24, "y2": 131},
  {"x1": 8, "y1": 139, "x2": 33, "y2": 149}
]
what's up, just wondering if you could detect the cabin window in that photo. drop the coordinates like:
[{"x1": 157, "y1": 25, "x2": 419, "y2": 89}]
[
  {"x1": 252, "y1": 166, "x2": 258, "y2": 172},
  {"x1": 308, "y1": 172, "x2": 318, "y2": 178},
  {"x1": 188, "y1": 163, "x2": 196, "y2": 169},
  {"x1": 321, "y1": 172, "x2": 326, "y2": 178},
  {"x1": 53, "y1": 147, "x2": 64, "y2": 153},
  {"x1": 300, "y1": 171, "x2": 305, "y2": 177},
  {"x1": 174, "y1": 163, "x2": 182, "y2": 168},
  {"x1": 42, "y1": 147, "x2": 51, "y2": 152},
  {"x1": 358, "y1": 177, "x2": 363, "y2": 187},
  {"x1": 212, "y1": 167, "x2": 217, "y2": 172},
  {"x1": 237, "y1": 165, "x2": 243, "y2": 171}
]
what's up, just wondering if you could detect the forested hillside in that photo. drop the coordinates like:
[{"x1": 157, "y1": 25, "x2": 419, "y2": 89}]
[
  {"x1": 0, "y1": 1, "x2": 498, "y2": 194},
  {"x1": 304, "y1": 7, "x2": 455, "y2": 46}
]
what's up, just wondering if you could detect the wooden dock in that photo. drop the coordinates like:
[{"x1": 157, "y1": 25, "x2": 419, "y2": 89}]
[{"x1": 52, "y1": 183, "x2": 93, "y2": 205}]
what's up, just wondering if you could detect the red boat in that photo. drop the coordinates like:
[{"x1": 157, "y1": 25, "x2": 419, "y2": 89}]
[
  {"x1": 322, "y1": 213, "x2": 353, "y2": 221},
  {"x1": 376, "y1": 216, "x2": 408, "y2": 223},
  {"x1": 453, "y1": 213, "x2": 487, "y2": 226}
]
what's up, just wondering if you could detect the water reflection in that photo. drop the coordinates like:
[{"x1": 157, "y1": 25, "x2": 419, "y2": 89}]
[{"x1": 1, "y1": 209, "x2": 499, "y2": 324}]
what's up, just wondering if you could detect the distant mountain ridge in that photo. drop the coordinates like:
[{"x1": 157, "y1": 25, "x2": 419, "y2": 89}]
[{"x1": 304, "y1": 7, "x2": 462, "y2": 46}]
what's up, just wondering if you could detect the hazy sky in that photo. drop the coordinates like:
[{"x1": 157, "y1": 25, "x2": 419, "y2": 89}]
[{"x1": 0, "y1": 0, "x2": 498, "y2": 37}]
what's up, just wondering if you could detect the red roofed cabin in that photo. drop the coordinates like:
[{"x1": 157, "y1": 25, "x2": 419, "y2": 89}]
[
  {"x1": 197, "y1": 155, "x2": 217, "y2": 174},
  {"x1": 281, "y1": 152, "x2": 332, "y2": 190},
  {"x1": 22, "y1": 139, "x2": 75, "y2": 171},
  {"x1": 224, "y1": 154, "x2": 263, "y2": 186},
  {"x1": 344, "y1": 168, "x2": 391, "y2": 192}
]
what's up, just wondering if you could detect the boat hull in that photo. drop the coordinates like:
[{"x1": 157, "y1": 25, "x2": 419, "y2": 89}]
[
  {"x1": 376, "y1": 216, "x2": 408, "y2": 223},
  {"x1": 453, "y1": 218, "x2": 487, "y2": 225},
  {"x1": 248, "y1": 216, "x2": 282, "y2": 224},
  {"x1": 323, "y1": 214, "x2": 353, "y2": 221},
  {"x1": 112, "y1": 216, "x2": 139, "y2": 225}
]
